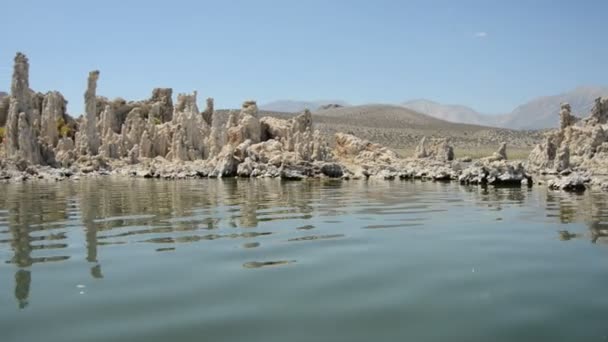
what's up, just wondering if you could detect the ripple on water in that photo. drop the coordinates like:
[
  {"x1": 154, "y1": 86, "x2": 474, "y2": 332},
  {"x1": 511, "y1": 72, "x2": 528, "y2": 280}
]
[{"x1": 1, "y1": 178, "x2": 608, "y2": 341}]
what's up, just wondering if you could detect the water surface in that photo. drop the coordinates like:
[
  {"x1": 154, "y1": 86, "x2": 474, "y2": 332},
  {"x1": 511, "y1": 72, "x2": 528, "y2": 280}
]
[{"x1": 2, "y1": 178, "x2": 608, "y2": 341}]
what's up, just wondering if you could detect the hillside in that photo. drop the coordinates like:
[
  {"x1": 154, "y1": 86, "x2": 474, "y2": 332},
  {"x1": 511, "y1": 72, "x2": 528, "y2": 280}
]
[
  {"x1": 217, "y1": 105, "x2": 543, "y2": 158},
  {"x1": 311, "y1": 104, "x2": 542, "y2": 151},
  {"x1": 498, "y1": 86, "x2": 608, "y2": 129},
  {"x1": 259, "y1": 100, "x2": 349, "y2": 113},
  {"x1": 402, "y1": 99, "x2": 493, "y2": 126}
]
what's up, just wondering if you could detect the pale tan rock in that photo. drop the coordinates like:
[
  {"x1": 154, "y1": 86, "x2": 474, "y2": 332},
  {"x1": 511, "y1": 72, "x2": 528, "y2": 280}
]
[
  {"x1": 415, "y1": 137, "x2": 454, "y2": 161},
  {"x1": 128, "y1": 145, "x2": 139, "y2": 164},
  {"x1": 486, "y1": 142, "x2": 507, "y2": 162},
  {"x1": 414, "y1": 137, "x2": 428, "y2": 158},
  {"x1": 238, "y1": 101, "x2": 261, "y2": 144},
  {"x1": 169, "y1": 92, "x2": 209, "y2": 161},
  {"x1": 83, "y1": 70, "x2": 101, "y2": 155},
  {"x1": 121, "y1": 108, "x2": 147, "y2": 153},
  {"x1": 40, "y1": 91, "x2": 66, "y2": 147},
  {"x1": 247, "y1": 139, "x2": 284, "y2": 165},
  {"x1": 528, "y1": 135, "x2": 557, "y2": 170},
  {"x1": 260, "y1": 116, "x2": 291, "y2": 141},
  {"x1": 559, "y1": 103, "x2": 577, "y2": 130},
  {"x1": 555, "y1": 144, "x2": 570, "y2": 171},
  {"x1": 54, "y1": 137, "x2": 76, "y2": 167},
  {"x1": 152, "y1": 123, "x2": 172, "y2": 158},
  {"x1": 139, "y1": 130, "x2": 153, "y2": 158},
  {"x1": 98, "y1": 104, "x2": 119, "y2": 138},
  {"x1": 4, "y1": 98, "x2": 20, "y2": 157},
  {"x1": 150, "y1": 88, "x2": 173, "y2": 123},
  {"x1": 335, "y1": 133, "x2": 399, "y2": 165},
  {"x1": 17, "y1": 112, "x2": 42, "y2": 164}
]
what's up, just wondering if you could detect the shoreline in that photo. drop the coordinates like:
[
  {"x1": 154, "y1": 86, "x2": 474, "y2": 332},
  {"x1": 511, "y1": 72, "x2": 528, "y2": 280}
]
[
  {"x1": 3, "y1": 155, "x2": 605, "y2": 193},
  {"x1": 1, "y1": 52, "x2": 607, "y2": 193}
]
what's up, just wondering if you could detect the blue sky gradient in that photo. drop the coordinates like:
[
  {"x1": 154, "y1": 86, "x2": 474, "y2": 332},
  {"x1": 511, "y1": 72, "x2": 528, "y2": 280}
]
[{"x1": 1, "y1": 0, "x2": 607, "y2": 115}]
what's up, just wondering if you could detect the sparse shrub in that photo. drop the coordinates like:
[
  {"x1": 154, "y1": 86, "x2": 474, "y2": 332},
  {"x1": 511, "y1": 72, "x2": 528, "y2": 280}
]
[
  {"x1": 0, "y1": 126, "x2": 5, "y2": 143},
  {"x1": 56, "y1": 117, "x2": 72, "y2": 138}
]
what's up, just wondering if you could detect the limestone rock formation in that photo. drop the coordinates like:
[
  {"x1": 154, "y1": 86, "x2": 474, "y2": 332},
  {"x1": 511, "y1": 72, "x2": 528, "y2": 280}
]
[
  {"x1": 40, "y1": 91, "x2": 67, "y2": 147},
  {"x1": 0, "y1": 51, "x2": 543, "y2": 187},
  {"x1": 459, "y1": 161, "x2": 531, "y2": 186},
  {"x1": 555, "y1": 145, "x2": 570, "y2": 172},
  {"x1": 414, "y1": 136, "x2": 428, "y2": 158},
  {"x1": 559, "y1": 103, "x2": 577, "y2": 130},
  {"x1": 168, "y1": 92, "x2": 209, "y2": 161},
  {"x1": 415, "y1": 137, "x2": 454, "y2": 161},
  {"x1": 76, "y1": 71, "x2": 101, "y2": 156},
  {"x1": 485, "y1": 142, "x2": 507, "y2": 162},
  {"x1": 528, "y1": 98, "x2": 608, "y2": 174},
  {"x1": 207, "y1": 104, "x2": 330, "y2": 177},
  {"x1": 2, "y1": 52, "x2": 72, "y2": 165},
  {"x1": 17, "y1": 112, "x2": 42, "y2": 164},
  {"x1": 202, "y1": 97, "x2": 214, "y2": 126},
  {"x1": 587, "y1": 97, "x2": 608, "y2": 125},
  {"x1": 150, "y1": 88, "x2": 173, "y2": 123},
  {"x1": 335, "y1": 133, "x2": 399, "y2": 165}
]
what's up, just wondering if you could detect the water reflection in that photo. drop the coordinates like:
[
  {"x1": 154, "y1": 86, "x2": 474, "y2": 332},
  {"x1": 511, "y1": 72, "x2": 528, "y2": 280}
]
[
  {"x1": 543, "y1": 189, "x2": 608, "y2": 244},
  {"x1": 2, "y1": 178, "x2": 608, "y2": 309}
]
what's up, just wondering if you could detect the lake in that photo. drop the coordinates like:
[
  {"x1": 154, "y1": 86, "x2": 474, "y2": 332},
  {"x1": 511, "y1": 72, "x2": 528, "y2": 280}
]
[{"x1": 2, "y1": 178, "x2": 608, "y2": 342}]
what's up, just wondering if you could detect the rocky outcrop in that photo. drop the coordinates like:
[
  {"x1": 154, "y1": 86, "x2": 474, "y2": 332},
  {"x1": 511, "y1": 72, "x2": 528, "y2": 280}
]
[
  {"x1": 150, "y1": 88, "x2": 173, "y2": 123},
  {"x1": 206, "y1": 102, "x2": 331, "y2": 178},
  {"x1": 587, "y1": 97, "x2": 608, "y2": 125},
  {"x1": 459, "y1": 161, "x2": 531, "y2": 186},
  {"x1": 528, "y1": 98, "x2": 608, "y2": 175},
  {"x1": 202, "y1": 97, "x2": 214, "y2": 126},
  {"x1": 2, "y1": 52, "x2": 70, "y2": 165},
  {"x1": 414, "y1": 136, "x2": 428, "y2": 158},
  {"x1": 168, "y1": 92, "x2": 209, "y2": 161},
  {"x1": 40, "y1": 91, "x2": 67, "y2": 147},
  {"x1": 0, "y1": 51, "x2": 542, "y2": 189},
  {"x1": 485, "y1": 142, "x2": 507, "y2": 162},
  {"x1": 335, "y1": 132, "x2": 399, "y2": 165},
  {"x1": 559, "y1": 103, "x2": 578, "y2": 130},
  {"x1": 75, "y1": 71, "x2": 101, "y2": 156},
  {"x1": 414, "y1": 137, "x2": 454, "y2": 161}
]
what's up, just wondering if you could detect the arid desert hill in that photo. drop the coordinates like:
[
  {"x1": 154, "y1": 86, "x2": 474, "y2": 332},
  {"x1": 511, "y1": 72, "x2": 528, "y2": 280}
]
[{"x1": 220, "y1": 104, "x2": 544, "y2": 158}]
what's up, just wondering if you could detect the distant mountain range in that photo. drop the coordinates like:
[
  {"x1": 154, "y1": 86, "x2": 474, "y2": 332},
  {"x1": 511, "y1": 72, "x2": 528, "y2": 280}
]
[
  {"x1": 259, "y1": 100, "x2": 350, "y2": 113},
  {"x1": 262, "y1": 86, "x2": 608, "y2": 130},
  {"x1": 402, "y1": 86, "x2": 608, "y2": 129},
  {"x1": 3, "y1": 86, "x2": 607, "y2": 130}
]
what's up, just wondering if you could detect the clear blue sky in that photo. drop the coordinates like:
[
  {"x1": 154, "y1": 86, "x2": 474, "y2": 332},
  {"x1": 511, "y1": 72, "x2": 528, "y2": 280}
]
[{"x1": 1, "y1": 0, "x2": 607, "y2": 115}]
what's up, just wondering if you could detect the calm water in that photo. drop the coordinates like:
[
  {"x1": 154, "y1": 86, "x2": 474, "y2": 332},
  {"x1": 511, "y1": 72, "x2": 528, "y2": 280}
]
[{"x1": 1, "y1": 178, "x2": 608, "y2": 342}]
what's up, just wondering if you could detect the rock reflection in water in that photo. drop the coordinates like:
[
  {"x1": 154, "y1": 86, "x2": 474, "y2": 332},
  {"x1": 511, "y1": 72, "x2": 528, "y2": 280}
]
[
  {"x1": 242, "y1": 260, "x2": 295, "y2": 269},
  {"x1": 2, "y1": 179, "x2": 608, "y2": 310}
]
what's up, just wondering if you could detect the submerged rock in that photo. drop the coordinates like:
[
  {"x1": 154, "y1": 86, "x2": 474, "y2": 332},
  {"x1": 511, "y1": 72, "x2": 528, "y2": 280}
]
[{"x1": 548, "y1": 173, "x2": 590, "y2": 192}]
